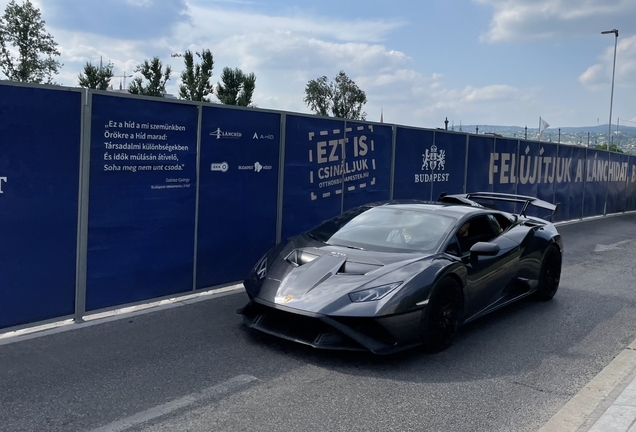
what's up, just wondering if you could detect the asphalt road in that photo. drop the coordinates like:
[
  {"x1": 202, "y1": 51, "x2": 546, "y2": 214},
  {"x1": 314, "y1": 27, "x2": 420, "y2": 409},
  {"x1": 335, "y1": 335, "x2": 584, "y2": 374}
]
[{"x1": 2, "y1": 213, "x2": 636, "y2": 432}]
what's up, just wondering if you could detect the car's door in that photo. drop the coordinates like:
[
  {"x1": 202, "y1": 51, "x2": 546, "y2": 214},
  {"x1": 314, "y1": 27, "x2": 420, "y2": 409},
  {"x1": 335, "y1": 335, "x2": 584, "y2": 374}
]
[{"x1": 451, "y1": 214, "x2": 521, "y2": 321}]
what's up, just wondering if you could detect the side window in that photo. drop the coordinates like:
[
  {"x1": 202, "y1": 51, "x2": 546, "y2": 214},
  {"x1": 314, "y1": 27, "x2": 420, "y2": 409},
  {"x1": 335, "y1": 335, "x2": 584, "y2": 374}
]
[
  {"x1": 487, "y1": 214, "x2": 503, "y2": 235},
  {"x1": 456, "y1": 216, "x2": 498, "y2": 254},
  {"x1": 490, "y1": 213, "x2": 513, "y2": 232},
  {"x1": 445, "y1": 237, "x2": 460, "y2": 256}
]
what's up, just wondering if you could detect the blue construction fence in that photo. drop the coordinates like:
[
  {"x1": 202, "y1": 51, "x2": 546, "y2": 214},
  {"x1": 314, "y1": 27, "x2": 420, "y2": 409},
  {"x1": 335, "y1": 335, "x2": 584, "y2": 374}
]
[{"x1": 2, "y1": 81, "x2": 636, "y2": 330}]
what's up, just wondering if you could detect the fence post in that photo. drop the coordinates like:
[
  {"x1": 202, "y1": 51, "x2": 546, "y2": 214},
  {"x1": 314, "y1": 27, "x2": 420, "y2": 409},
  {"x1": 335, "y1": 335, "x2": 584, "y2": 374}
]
[
  {"x1": 390, "y1": 125, "x2": 397, "y2": 200},
  {"x1": 463, "y1": 134, "x2": 469, "y2": 194},
  {"x1": 74, "y1": 89, "x2": 92, "y2": 323},
  {"x1": 275, "y1": 113, "x2": 286, "y2": 245},
  {"x1": 192, "y1": 104, "x2": 203, "y2": 291}
]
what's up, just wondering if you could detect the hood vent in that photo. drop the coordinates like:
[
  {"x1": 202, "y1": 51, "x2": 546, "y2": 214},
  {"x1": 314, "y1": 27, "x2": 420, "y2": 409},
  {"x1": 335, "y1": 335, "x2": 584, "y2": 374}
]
[
  {"x1": 337, "y1": 261, "x2": 381, "y2": 275},
  {"x1": 286, "y1": 249, "x2": 319, "y2": 267},
  {"x1": 286, "y1": 249, "x2": 383, "y2": 275}
]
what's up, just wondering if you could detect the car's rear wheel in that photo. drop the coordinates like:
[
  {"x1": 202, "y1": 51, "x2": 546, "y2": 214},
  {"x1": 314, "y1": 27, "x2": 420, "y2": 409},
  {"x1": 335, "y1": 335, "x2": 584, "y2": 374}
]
[
  {"x1": 420, "y1": 277, "x2": 463, "y2": 353},
  {"x1": 535, "y1": 245, "x2": 561, "y2": 301}
]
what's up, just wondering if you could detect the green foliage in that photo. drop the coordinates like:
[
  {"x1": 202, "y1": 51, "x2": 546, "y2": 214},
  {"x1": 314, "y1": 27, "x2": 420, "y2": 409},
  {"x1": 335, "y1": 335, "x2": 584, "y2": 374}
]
[
  {"x1": 178, "y1": 49, "x2": 214, "y2": 102},
  {"x1": 216, "y1": 67, "x2": 256, "y2": 107},
  {"x1": 304, "y1": 76, "x2": 330, "y2": 116},
  {"x1": 303, "y1": 71, "x2": 367, "y2": 120},
  {"x1": 78, "y1": 61, "x2": 114, "y2": 90},
  {"x1": 238, "y1": 72, "x2": 256, "y2": 107},
  {"x1": 595, "y1": 143, "x2": 624, "y2": 153},
  {"x1": 0, "y1": 0, "x2": 62, "y2": 84},
  {"x1": 128, "y1": 57, "x2": 172, "y2": 97}
]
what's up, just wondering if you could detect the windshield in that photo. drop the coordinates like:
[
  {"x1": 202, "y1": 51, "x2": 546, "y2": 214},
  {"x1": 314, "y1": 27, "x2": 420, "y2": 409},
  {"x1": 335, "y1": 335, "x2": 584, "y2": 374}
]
[{"x1": 307, "y1": 206, "x2": 456, "y2": 253}]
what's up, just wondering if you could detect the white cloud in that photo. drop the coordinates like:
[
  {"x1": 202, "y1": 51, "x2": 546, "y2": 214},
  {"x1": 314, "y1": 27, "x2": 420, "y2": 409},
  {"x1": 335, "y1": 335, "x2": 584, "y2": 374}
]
[
  {"x1": 178, "y1": 3, "x2": 406, "y2": 44},
  {"x1": 580, "y1": 36, "x2": 636, "y2": 89},
  {"x1": 0, "y1": 0, "x2": 550, "y2": 127},
  {"x1": 475, "y1": 0, "x2": 636, "y2": 43}
]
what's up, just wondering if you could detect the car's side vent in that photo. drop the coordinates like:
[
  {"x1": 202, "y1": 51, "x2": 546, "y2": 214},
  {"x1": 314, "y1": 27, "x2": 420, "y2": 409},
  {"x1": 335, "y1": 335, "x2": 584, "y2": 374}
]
[
  {"x1": 285, "y1": 249, "x2": 319, "y2": 267},
  {"x1": 522, "y1": 220, "x2": 544, "y2": 227}
]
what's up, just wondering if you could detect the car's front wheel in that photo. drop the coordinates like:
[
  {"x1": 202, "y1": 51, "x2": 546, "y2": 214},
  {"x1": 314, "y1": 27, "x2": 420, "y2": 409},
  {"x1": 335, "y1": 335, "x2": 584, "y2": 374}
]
[
  {"x1": 420, "y1": 277, "x2": 464, "y2": 353},
  {"x1": 535, "y1": 245, "x2": 562, "y2": 301}
]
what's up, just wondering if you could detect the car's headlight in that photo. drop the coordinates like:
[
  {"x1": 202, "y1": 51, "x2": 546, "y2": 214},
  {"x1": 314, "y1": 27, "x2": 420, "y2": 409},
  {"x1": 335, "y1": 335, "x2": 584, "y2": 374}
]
[{"x1": 348, "y1": 282, "x2": 402, "y2": 302}]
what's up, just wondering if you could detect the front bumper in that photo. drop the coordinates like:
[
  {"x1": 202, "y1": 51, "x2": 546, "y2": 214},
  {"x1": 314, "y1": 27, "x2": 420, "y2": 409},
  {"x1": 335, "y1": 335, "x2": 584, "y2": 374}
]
[{"x1": 237, "y1": 299, "x2": 423, "y2": 355}]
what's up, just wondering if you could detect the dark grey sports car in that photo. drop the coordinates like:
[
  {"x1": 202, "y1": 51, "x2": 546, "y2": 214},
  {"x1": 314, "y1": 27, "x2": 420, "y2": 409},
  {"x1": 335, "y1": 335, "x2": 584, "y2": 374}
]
[{"x1": 238, "y1": 192, "x2": 563, "y2": 354}]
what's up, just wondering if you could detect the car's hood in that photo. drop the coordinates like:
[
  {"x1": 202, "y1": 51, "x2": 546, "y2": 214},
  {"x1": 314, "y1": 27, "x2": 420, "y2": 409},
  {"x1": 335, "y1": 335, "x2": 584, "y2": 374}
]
[{"x1": 254, "y1": 238, "x2": 434, "y2": 314}]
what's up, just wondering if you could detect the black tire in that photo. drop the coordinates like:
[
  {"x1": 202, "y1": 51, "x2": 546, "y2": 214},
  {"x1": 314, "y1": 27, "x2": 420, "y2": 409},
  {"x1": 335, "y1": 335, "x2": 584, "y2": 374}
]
[
  {"x1": 535, "y1": 245, "x2": 562, "y2": 301},
  {"x1": 420, "y1": 277, "x2": 464, "y2": 353}
]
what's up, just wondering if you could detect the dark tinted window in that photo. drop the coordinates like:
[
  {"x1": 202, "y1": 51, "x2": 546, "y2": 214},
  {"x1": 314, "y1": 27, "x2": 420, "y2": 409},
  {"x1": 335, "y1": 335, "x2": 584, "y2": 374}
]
[
  {"x1": 308, "y1": 207, "x2": 457, "y2": 253},
  {"x1": 456, "y1": 215, "x2": 499, "y2": 254}
]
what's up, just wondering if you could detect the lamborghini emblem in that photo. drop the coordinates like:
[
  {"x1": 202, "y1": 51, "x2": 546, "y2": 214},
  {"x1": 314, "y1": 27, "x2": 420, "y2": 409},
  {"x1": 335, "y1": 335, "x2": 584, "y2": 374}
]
[{"x1": 284, "y1": 295, "x2": 293, "y2": 303}]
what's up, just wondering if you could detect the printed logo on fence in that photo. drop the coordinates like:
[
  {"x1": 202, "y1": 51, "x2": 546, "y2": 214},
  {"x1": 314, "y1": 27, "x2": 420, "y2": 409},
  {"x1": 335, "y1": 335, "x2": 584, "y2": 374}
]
[
  {"x1": 211, "y1": 162, "x2": 229, "y2": 172},
  {"x1": 210, "y1": 128, "x2": 242, "y2": 140},
  {"x1": 307, "y1": 125, "x2": 377, "y2": 201},
  {"x1": 253, "y1": 132, "x2": 275, "y2": 140},
  {"x1": 0, "y1": 176, "x2": 6, "y2": 193},
  {"x1": 238, "y1": 162, "x2": 273, "y2": 172},
  {"x1": 415, "y1": 144, "x2": 450, "y2": 183}
]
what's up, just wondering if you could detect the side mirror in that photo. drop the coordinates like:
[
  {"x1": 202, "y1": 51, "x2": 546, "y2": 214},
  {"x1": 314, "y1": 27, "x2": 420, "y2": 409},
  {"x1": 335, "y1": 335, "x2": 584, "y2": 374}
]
[{"x1": 470, "y1": 242, "x2": 500, "y2": 257}]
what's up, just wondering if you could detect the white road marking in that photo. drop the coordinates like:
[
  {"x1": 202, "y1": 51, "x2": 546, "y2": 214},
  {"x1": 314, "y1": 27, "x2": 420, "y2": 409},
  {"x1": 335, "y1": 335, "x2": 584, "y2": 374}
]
[
  {"x1": 89, "y1": 375, "x2": 258, "y2": 432},
  {"x1": 594, "y1": 240, "x2": 631, "y2": 252}
]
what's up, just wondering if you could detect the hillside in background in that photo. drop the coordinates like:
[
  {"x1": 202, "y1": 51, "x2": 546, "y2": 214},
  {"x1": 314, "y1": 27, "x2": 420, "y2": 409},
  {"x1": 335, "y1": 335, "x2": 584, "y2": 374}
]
[{"x1": 447, "y1": 124, "x2": 636, "y2": 154}]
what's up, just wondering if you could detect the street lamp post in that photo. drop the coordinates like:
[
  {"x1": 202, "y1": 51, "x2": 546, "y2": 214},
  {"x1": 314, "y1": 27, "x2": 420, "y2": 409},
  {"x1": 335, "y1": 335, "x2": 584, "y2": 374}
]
[{"x1": 601, "y1": 29, "x2": 619, "y2": 149}]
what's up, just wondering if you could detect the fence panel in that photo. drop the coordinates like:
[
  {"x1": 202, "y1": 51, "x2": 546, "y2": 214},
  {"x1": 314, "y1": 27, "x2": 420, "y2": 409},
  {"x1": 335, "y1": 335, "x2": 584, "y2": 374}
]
[
  {"x1": 86, "y1": 93, "x2": 198, "y2": 311},
  {"x1": 430, "y1": 131, "x2": 467, "y2": 200},
  {"x1": 491, "y1": 138, "x2": 519, "y2": 196},
  {"x1": 341, "y1": 122, "x2": 392, "y2": 211},
  {"x1": 196, "y1": 106, "x2": 280, "y2": 288},
  {"x1": 582, "y1": 149, "x2": 609, "y2": 217},
  {"x1": 554, "y1": 145, "x2": 585, "y2": 221},
  {"x1": 466, "y1": 135, "x2": 495, "y2": 193},
  {"x1": 393, "y1": 127, "x2": 435, "y2": 200},
  {"x1": 0, "y1": 84, "x2": 81, "y2": 329},
  {"x1": 628, "y1": 155, "x2": 636, "y2": 212},
  {"x1": 606, "y1": 152, "x2": 629, "y2": 214},
  {"x1": 281, "y1": 115, "x2": 345, "y2": 240}
]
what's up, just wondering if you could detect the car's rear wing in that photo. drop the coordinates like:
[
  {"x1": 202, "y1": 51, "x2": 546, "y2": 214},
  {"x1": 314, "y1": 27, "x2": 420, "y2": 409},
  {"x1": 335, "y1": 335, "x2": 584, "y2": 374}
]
[{"x1": 438, "y1": 192, "x2": 561, "y2": 219}]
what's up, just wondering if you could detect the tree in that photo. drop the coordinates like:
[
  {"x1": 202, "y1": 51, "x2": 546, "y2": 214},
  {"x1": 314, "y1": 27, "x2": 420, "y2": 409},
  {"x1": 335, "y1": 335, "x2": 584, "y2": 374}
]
[
  {"x1": 303, "y1": 71, "x2": 367, "y2": 120},
  {"x1": 595, "y1": 143, "x2": 624, "y2": 153},
  {"x1": 178, "y1": 49, "x2": 214, "y2": 102},
  {"x1": 216, "y1": 67, "x2": 256, "y2": 107},
  {"x1": 0, "y1": 0, "x2": 62, "y2": 84},
  {"x1": 128, "y1": 57, "x2": 172, "y2": 97},
  {"x1": 78, "y1": 61, "x2": 114, "y2": 90}
]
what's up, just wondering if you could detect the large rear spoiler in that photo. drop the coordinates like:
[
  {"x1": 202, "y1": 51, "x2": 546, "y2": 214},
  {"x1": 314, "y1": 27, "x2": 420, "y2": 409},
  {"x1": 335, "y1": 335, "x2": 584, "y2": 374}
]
[{"x1": 438, "y1": 192, "x2": 561, "y2": 220}]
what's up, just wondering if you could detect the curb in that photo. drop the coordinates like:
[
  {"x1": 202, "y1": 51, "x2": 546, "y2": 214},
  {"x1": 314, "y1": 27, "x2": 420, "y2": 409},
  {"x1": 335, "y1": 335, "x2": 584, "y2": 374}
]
[
  {"x1": 0, "y1": 284, "x2": 245, "y2": 346},
  {"x1": 538, "y1": 339, "x2": 636, "y2": 432}
]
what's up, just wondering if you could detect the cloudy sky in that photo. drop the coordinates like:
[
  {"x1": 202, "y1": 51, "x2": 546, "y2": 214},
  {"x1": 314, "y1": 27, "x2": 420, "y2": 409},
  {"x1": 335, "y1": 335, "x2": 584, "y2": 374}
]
[{"x1": 2, "y1": 0, "x2": 635, "y2": 129}]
